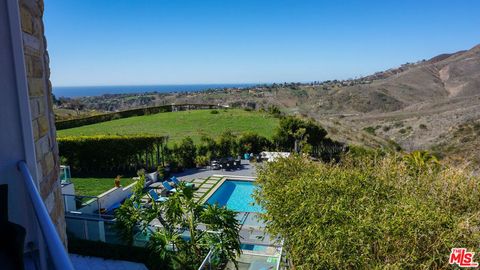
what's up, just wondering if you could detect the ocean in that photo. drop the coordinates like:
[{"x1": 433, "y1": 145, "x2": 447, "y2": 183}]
[{"x1": 53, "y1": 83, "x2": 258, "y2": 98}]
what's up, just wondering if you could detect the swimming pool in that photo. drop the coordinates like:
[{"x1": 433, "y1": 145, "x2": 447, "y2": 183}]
[{"x1": 205, "y1": 180, "x2": 264, "y2": 213}]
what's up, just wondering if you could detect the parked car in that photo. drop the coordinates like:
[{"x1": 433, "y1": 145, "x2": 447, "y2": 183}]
[{"x1": 210, "y1": 161, "x2": 221, "y2": 170}]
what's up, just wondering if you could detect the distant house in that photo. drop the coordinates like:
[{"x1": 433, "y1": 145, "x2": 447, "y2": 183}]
[{"x1": 260, "y1": 151, "x2": 291, "y2": 162}]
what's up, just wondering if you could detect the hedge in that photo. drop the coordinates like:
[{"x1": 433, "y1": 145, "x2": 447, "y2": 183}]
[
  {"x1": 56, "y1": 104, "x2": 219, "y2": 130},
  {"x1": 58, "y1": 135, "x2": 167, "y2": 175}
]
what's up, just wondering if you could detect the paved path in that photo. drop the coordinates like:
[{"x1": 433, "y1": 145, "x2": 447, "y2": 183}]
[{"x1": 190, "y1": 175, "x2": 224, "y2": 202}]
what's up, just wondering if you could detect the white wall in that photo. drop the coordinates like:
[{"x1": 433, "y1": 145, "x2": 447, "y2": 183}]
[{"x1": 97, "y1": 182, "x2": 136, "y2": 210}]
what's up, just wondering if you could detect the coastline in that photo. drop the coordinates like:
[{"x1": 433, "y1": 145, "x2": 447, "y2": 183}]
[{"x1": 53, "y1": 83, "x2": 259, "y2": 98}]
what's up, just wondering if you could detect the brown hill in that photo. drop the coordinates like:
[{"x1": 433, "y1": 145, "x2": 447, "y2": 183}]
[
  {"x1": 320, "y1": 44, "x2": 480, "y2": 114},
  {"x1": 60, "y1": 44, "x2": 480, "y2": 169},
  {"x1": 311, "y1": 44, "x2": 480, "y2": 169}
]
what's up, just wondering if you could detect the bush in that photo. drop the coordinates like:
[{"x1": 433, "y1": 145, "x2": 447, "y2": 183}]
[
  {"x1": 195, "y1": 155, "x2": 210, "y2": 167},
  {"x1": 394, "y1": 121, "x2": 403, "y2": 128},
  {"x1": 237, "y1": 132, "x2": 272, "y2": 154},
  {"x1": 272, "y1": 116, "x2": 342, "y2": 159},
  {"x1": 255, "y1": 155, "x2": 480, "y2": 269},
  {"x1": 210, "y1": 109, "x2": 219, "y2": 114},
  {"x1": 217, "y1": 131, "x2": 238, "y2": 157},
  {"x1": 58, "y1": 135, "x2": 167, "y2": 175},
  {"x1": 363, "y1": 126, "x2": 376, "y2": 135},
  {"x1": 267, "y1": 105, "x2": 282, "y2": 117}
]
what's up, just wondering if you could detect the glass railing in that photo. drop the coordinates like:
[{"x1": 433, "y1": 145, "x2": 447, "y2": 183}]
[
  {"x1": 65, "y1": 214, "x2": 119, "y2": 243},
  {"x1": 59, "y1": 165, "x2": 71, "y2": 185},
  {"x1": 63, "y1": 194, "x2": 105, "y2": 218},
  {"x1": 63, "y1": 205, "x2": 284, "y2": 268}
]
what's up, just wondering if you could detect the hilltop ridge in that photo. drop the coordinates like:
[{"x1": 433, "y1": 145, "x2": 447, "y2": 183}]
[{"x1": 55, "y1": 44, "x2": 480, "y2": 169}]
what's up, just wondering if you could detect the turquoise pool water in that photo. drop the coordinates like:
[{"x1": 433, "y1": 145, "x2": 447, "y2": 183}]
[
  {"x1": 240, "y1": 244, "x2": 268, "y2": 251},
  {"x1": 206, "y1": 180, "x2": 264, "y2": 213}
]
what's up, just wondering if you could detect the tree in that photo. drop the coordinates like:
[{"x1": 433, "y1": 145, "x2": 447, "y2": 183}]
[
  {"x1": 217, "y1": 131, "x2": 237, "y2": 158},
  {"x1": 115, "y1": 182, "x2": 241, "y2": 269},
  {"x1": 68, "y1": 99, "x2": 85, "y2": 116},
  {"x1": 272, "y1": 116, "x2": 328, "y2": 155},
  {"x1": 115, "y1": 173, "x2": 146, "y2": 246},
  {"x1": 197, "y1": 135, "x2": 218, "y2": 161},
  {"x1": 175, "y1": 137, "x2": 197, "y2": 168},
  {"x1": 237, "y1": 132, "x2": 272, "y2": 154},
  {"x1": 292, "y1": 127, "x2": 307, "y2": 153}
]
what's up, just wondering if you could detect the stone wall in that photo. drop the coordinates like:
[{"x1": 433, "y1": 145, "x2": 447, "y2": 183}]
[{"x1": 19, "y1": 0, "x2": 66, "y2": 244}]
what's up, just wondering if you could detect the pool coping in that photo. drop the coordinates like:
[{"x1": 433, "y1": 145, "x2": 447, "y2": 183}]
[{"x1": 199, "y1": 175, "x2": 256, "y2": 204}]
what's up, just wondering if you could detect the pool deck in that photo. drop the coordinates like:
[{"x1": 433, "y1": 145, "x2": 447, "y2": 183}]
[
  {"x1": 173, "y1": 159, "x2": 256, "y2": 183},
  {"x1": 197, "y1": 175, "x2": 256, "y2": 203},
  {"x1": 189, "y1": 175, "x2": 223, "y2": 202}
]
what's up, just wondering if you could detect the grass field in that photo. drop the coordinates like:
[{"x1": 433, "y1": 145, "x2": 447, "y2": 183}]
[
  {"x1": 57, "y1": 109, "x2": 279, "y2": 143},
  {"x1": 71, "y1": 177, "x2": 136, "y2": 196}
]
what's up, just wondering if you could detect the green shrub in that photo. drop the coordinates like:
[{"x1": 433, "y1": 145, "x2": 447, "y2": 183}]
[
  {"x1": 267, "y1": 105, "x2": 282, "y2": 117},
  {"x1": 210, "y1": 109, "x2": 219, "y2": 114},
  {"x1": 387, "y1": 139, "x2": 402, "y2": 151},
  {"x1": 363, "y1": 126, "x2": 376, "y2": 135},
  {"x1": 255, "y1": 155, "x2": 480, "y2": 269},
  {"x1": 237, "y1": 132, "x2": 272, "y2": 154},
  {"x1": 195, "y1": 155, "x2": 210, "y2": 167},
  {"x1": 273, "y1": 116, "x2": 330, "y2": 155},
  {"x1": 393, "y1": 121, "x2": 403, "y2": 128},
  {"x1": 419, "y1": 124, "x2": 427, "y2": 130}
]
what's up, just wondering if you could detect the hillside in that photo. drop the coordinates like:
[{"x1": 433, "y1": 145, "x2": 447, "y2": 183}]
[
  {"x1": 57, "y1": 109, "x2": 279, "y2": 143},
  {"x1": 56, "y1": 44, "x2": 480, "y2": 169}
]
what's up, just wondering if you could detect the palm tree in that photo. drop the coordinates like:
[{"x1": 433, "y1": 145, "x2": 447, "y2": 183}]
[
  {"x1": 200, "y1": 204, "x2": 241, "y2": 268},
  {"x1": 115, "y1": 180, "x2": 241, "y2": 269}
]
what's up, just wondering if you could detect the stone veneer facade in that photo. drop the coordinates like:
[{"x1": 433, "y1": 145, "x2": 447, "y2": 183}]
[{"x1": 19, "y1": 0, "x2": 66, "y2": 244}]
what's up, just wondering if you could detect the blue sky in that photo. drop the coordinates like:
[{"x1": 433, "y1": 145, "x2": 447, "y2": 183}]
[{"x1": 44, "y1": 0, "x2": 480, "y2": 87}]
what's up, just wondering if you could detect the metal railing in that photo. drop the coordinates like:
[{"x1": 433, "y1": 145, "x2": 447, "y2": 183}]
[
  {"x1": 198, "y1": 249, "x2": 214, "y2": 270},
  {"x1": 18, "y1": 161, "x2": 74, "y2": 270}
]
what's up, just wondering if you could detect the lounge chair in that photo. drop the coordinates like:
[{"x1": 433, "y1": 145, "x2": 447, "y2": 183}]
[
  {"x1": 170, "y1": 176, "x2": 195, "y2": 188},
  {"x1": 162, "y1": 181, "x2": 177, "y2": 193},
  {"x1": 148, "y1": 189, "x2": 168, "y2": 202}
]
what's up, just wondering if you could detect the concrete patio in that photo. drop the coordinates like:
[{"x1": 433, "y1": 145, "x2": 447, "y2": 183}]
[{"x1": 172, "y1": 159, "x2": 257, "y2": 182}]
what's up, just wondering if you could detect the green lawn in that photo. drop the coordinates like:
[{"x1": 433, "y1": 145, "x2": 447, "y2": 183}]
[
  {"x1": 71, "y1": 177, "x2": 136, "y2": 196},
  {"x1": 57, "y1": 109, "x2": 279, "y2": 143}
]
